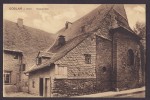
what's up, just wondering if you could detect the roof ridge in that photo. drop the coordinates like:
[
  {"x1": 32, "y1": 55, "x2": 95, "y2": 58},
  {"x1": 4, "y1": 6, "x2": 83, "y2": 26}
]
[{"x1": 112, "y1": 4, "x2": 128, "y2": 20}]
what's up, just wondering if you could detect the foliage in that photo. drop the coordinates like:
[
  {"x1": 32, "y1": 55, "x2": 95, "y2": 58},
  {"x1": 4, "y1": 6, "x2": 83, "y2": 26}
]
[{"x1": 133, "y1": 22, "x2": 146, "y2": 39}]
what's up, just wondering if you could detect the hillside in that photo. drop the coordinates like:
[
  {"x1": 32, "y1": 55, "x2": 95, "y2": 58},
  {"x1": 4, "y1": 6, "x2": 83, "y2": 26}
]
[{"x1": 3, "y1": 19, "x2": 56, "y2": 68}]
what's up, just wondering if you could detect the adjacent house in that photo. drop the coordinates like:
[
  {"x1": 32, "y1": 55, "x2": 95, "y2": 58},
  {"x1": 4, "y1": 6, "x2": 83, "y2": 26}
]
[
  {"x1": 25, "y1": 4, "x2": 145, "y2": 97},
  {"x1": 3, "y1": 49, "x2": 27, "y2": 93},
  {"x1": 3, "y1": 17, "x2": 55, "y2": 94}
]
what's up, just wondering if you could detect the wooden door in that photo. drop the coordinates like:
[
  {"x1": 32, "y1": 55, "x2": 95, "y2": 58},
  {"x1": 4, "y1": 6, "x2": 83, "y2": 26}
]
[{"x1": 45, "y1": 78, "x2": 51, "y2": 97}]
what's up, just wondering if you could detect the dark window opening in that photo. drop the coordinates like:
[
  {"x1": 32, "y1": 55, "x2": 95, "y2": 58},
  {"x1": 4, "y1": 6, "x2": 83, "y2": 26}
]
[
  {"x1": 4, "y1": 71, "x2": 11, "y2": 84},
  {"x1": 128, "y1": 49, "x2": 134, "y2": 66},
  {"x1": 102, "y1": 67, "x2": 107, "y2": 73},
  {"x1": 84, "y1": 54, "x2": 91, "y2": 64},
  {"x1": 32, "y1": 80, "x2": 35, "y2": 88},
  {"x1": 14, "y1": 54, "x2": 19, "y2": 59},
  {"x1": 58, "y1": 35, "x2": 66, "y2": 46},
  {"x1": 36, "y1": 57, "x2": 42, "y2": 65},
  {"x1": 22, "y1": 64, "x2": 26, "y2": 71},
  {"x1": 81, "y1": 26, "x2": 85, "y2": 32}
]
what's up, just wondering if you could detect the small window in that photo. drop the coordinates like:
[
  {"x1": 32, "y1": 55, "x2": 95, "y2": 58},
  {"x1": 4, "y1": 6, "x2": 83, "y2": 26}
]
[
  {"x1": 32, "y1": 80, "x2": 35, "y2": 88},
  {"x1": 102, "y1": 67, "x2": 107, "y2": 73},
  {"x1": 128, "y1": 49, "x2": 134, "y2": 66},
  {"x1": 4, "y1": 71, "x2": 11, "y2": 84},
  {"x1": 80, "y1": 26, "x2": 85, "y2": 32},
  {"x1": 84, "y1": 54, "x2": 91, "y2": 64},
  {"x1": 14, "y1": 54, "x2": 19, "y2": 59},
  {"x1": 36, "y1": 57, "x2": 42, "y2": 65}
]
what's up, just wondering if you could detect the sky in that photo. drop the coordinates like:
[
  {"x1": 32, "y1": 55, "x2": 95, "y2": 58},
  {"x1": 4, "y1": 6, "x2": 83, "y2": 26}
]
[{"x1": 3, "y1": 4, "x2": 145, "y2": 34}]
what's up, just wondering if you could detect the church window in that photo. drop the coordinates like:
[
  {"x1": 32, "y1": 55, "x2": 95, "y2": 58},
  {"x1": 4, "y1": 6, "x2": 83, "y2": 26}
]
[{"x1": 128, "y1": 49, "x2": 134, "y2": 66}]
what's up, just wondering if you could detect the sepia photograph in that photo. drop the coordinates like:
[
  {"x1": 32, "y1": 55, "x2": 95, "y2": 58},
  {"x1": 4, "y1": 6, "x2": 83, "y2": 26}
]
[{"x1": 3, "y1": 4, "x2": 146, "y2": 98}]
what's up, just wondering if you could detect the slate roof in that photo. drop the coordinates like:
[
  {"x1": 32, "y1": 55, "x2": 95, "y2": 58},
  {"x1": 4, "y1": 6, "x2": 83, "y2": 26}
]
[
  {"x1": 3, "y1": 19, "x2": 56, "y2": 68},
  {"x1": 53, "y1": 4, "x2": 128, "y2": 41},
  {"x1": 25, "y1": 33, "x2": 92, "y2": 73},
  {"x1": 26, "y1": 4, "x2": 138, "y2": 73}
]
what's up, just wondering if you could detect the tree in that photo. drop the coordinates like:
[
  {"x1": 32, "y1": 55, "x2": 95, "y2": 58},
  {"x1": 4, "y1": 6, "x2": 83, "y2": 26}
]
[
  {"x1": 133, "y1": 22, "x2": 146, "y2": 39},
  {"x1": 133, "y1": 21, "x2": 146, "y2": 52},
  {"x1": 134, "y1": 22, "x2": 146, "y2": 85}
]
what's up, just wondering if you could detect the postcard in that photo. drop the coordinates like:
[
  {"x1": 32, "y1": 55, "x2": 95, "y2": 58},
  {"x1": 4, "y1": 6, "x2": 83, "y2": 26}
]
[{"x1": 3, "y1": 4, "x2": 146, "y2": 98}]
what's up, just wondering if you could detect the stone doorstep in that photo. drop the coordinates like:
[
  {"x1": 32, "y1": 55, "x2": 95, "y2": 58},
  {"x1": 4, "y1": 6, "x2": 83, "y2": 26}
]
[{"x1": 74, "y1": 87, "x2": 145, "y2": 98}]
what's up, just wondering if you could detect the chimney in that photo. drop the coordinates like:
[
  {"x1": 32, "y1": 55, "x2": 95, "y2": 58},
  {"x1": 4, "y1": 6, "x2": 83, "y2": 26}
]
[
  {"x1": 65, "y1": 21, "x2": 72, "y2": 29},
  {"x1": 17, "y1": 18, "x2": 23, "y2": 27},
  {"x1": 58, "y1": 35, "x2": 66, "y2": 46}
]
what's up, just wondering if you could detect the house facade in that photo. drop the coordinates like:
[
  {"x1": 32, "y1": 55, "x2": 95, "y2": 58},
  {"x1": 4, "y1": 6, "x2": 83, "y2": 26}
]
[
  {"x1": 26, "y1": 4, "x2": 145, "y2": 97},
  {"x1": 3, "y1": 49, "x2": 28, "y2": 93}
]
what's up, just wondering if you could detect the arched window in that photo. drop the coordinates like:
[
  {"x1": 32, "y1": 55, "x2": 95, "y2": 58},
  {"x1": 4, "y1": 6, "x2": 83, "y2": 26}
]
[{"x1": 128, "y1": 49, "x2": 134, "y2": 66}]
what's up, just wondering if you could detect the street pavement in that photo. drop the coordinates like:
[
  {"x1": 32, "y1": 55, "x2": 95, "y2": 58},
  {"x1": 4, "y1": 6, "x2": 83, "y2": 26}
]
[
  {"x1": 75, "y1": 87, "x2": 145, "y2": 98},
  {"x1": 4, "y1": 87, "x2": 145, "y2": 98}
]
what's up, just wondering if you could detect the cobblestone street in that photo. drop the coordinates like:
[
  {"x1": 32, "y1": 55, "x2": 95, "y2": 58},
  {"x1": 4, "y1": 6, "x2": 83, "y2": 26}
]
[{"x1": 4, "y1": 87, "x2": 145, "y2": 98}]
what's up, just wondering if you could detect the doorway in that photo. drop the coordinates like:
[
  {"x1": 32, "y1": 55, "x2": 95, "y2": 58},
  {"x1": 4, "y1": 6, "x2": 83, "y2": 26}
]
[
  {"x1": 45, "y1": 78, "x2": 51, "y2": 97},
  {"x1": 39, "y1": 78, "x2": 44, "y2": 96},
  {"x1": 39, "y1": 78, "x2": 51, "y2": 97}
]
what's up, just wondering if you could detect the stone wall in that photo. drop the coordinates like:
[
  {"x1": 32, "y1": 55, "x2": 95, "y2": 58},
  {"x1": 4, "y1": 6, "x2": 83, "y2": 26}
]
[
  {"x1": 114, "y1": 31, "x2": 143, "y2": 90},
  {"x1": 3, "y1": 52, "x2": 21, "y2": 92},
  {"x1": 3, "y1": 53, "x2": 21, "y2": 85},
  {"x1": 52, "y1": 79, "x2": 97, "y2": 97},
  {"x1": 52, "y1": 35, "x2": 113, "y2": 97},
  {"x1": 3, "y1": 51, "x2": 28, "y2": 93},
  {"x1": 52, "y1": 35, "x2": 98, "y2": 97},
  {"x1": 55, "y1": 35, "x2": 96, "y2": 78},
  {"x1": 4, "y1": 85, "x2": 18, "y2": 93},
  {"x1": 96, "y1": 36, "x2": 113, "y2": 91}
]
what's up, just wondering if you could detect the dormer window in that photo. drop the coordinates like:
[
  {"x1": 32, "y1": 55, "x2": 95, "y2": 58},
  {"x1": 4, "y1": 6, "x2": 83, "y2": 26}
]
[
  {"x1": 58, "y1": 35, "x2": 66, "y2": 46},
  {"x1": 36, "y1": 57, "x2": 42, "y2": 65}
]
